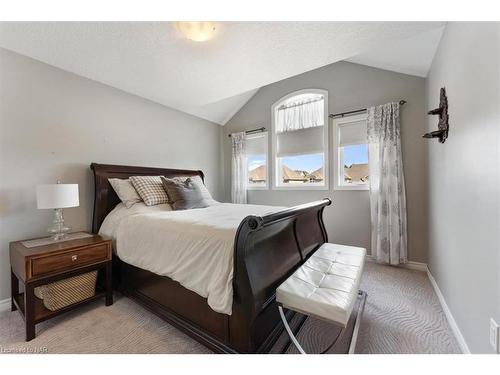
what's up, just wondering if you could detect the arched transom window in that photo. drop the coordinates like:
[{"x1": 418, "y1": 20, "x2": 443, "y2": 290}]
[{"x1": 271, "y1": 89, "x2": 328, "y2": 189}]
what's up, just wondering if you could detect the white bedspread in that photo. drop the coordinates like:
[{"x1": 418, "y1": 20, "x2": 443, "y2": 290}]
[{"x1": 99, "y1": 202, "x2": 282, "y2": 315}]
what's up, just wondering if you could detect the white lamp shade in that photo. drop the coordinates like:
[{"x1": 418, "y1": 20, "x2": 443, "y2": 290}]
[{"x1": 36, "y1": 184, "x2": 79, "y2": 209}]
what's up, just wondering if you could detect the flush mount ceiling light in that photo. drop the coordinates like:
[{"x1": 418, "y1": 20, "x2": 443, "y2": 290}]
[{"x1": 175, "y1": 21, "x2": 217, "y2": 42}]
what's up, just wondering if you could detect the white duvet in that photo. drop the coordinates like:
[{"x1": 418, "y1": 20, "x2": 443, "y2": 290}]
[{"x1": 99, "y1": 202, "x2": 282, "y2": 315}]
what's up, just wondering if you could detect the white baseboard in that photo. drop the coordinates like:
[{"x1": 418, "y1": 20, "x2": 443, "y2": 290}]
[
  {"x1": 0, "y1": 297, "x2": 10, "y2": 313},
  {"x1": 400, "y1": 261, "x2": 428, "y2": 272},
  {"x1": 426, "y1": 268, "x2": 471, "y2": 354},
  {"x1": 366, "y1": 254, "x2": 469, "y2": 353},
  {"x1": 366, "y1": 255, "x2": 428, "y2": 272}
]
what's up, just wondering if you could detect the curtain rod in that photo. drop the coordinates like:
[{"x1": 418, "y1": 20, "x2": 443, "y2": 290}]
[
  {"x1": 329, "y1": 100, "x2": 407, "y2": 119},
  {"x1": 228, "y1": 127, "x2": 266, "y2": 138},
  {"x1": 277, "y1": 96, "x2": 323, "y2": 111}
]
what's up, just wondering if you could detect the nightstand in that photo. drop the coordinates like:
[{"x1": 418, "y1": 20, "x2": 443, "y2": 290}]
[{"x1": 9, "y1": 232, "x2": 113, "y2": 341}]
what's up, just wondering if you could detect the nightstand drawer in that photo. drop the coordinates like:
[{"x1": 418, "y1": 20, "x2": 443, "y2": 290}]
[{"x1": 31, "y1": 244, "x2": 110, "y2": 277}]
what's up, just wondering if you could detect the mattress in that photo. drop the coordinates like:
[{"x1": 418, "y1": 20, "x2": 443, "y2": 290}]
[{"x1": 99, "y1": 202, "x2": 283, "y2": 315}]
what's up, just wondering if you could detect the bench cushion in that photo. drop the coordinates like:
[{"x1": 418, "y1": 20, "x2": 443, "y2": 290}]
[{"x1": 276, "y1": 243, "x2": 366, "y2": 326}]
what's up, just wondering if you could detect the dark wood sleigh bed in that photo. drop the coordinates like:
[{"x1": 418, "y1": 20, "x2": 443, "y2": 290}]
[{"x1": 91, "y1": 163, "x2": 331, "y2": 353}]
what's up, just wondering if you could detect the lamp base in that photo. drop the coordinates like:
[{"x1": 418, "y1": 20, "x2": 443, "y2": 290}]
[{"x1": 47, "y1": 208, "x2": 72, "y2": 241}]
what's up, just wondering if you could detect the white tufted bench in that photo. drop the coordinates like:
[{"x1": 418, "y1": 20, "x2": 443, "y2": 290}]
[{"x1": 276, "y1": 243, "x2": 367, "y2": 354}]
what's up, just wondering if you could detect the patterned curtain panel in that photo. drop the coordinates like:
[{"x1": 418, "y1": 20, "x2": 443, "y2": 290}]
[
  {"x1": 367, "y1": 102, "x2": 408, "y2": 265},
  {"x1": 231, "y1": 132, "x2": 247, "y2": 204}
]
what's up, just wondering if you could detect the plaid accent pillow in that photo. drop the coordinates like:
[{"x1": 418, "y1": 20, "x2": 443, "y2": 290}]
[{"x1": 130, "y1": 176, "x2": 169, "y2": 206}]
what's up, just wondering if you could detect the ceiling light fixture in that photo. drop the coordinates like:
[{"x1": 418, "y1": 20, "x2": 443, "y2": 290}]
[{"x1": 175, "y1": 21, "x2": 217, "y2": 42}]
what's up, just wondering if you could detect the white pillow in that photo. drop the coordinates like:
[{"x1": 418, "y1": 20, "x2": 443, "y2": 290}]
[{"x1": 108, "y1": 178, "x2": 142, "y2": 208}]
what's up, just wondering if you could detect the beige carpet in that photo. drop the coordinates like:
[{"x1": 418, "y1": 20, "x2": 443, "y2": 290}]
[{"x1": 0, "y1": 262, "x2": 461, "y2": 354}]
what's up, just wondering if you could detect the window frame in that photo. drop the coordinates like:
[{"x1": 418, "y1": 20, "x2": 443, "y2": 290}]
[
  {"x1": 332, "y1": 113, "x2": 369, "y2": 191},
  {"x1": 246, "y1": 131, "x2": 269, "y2": 190},
  {"x1": 271, "y1": 89, "x2": 329, "y2": 191}
]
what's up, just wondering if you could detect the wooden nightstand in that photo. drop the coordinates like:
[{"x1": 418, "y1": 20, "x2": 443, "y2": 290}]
[{"x1": 9, "y1": 232, "x2": 113, "y2": 341}]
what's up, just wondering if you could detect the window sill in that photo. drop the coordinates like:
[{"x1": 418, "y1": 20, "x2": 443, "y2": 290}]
[
  {"x1": 272, "y1": 185, "x2": 329, "y2": 191},
  {"x1": 247, "y1": 186, "x2": 268, "y2": 191},
  {"x1": 334, "y1": 184, "x2": 369, "y2": 191}
]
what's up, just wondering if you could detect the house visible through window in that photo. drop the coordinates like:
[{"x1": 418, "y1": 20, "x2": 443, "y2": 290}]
[
  {"x1": 333, "y1": 114, "x2": 369, "y2": 190},
  {"x1": 246, "y1": 132, "x2": 268, "y2": 188},
  {"x1": 272, "y1": 90, "x2": 328, "y2": 189}
]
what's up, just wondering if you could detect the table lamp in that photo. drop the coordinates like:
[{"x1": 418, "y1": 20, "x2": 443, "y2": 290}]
[{"x1": 36, "y1": 182, "x2": 79, "y2": 241}]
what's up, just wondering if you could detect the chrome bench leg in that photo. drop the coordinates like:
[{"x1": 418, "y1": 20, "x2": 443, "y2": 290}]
[
  {"x1": 279, "y1": 290, "x2": 367, "y2": 354},
  {"x1": 279, "y1": 305, "x2": 306, "y2": 354},
  {"x1": 348, "y1": 290, "x2": 367, "y2": 354}
]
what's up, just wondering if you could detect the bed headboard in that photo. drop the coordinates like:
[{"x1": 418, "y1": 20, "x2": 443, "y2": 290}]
[{"x1": 90, "y1": 163, "x2": 204, "y2": 233}]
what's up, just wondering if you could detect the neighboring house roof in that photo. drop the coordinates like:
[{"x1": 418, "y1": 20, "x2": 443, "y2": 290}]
[
  {"x1": 249, "y1": 165, "x2": 267, "y2": 182},
  {"x1": 309, "y1": 167, "x2": 323, "y2": 181},
  {"x1": 282, "y1": 165, "x2": 308, "y2": 181},
  {"x1": 344, "y1": 163, "x2": 369, "y2": 182},
  {"x1": 250, "y1": 164, "x2": 328, "y2": 183}
]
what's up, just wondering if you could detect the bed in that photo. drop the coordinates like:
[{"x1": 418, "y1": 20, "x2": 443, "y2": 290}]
[{"x1": 91, "y1": 163, "x2": 331, "y2": 353}]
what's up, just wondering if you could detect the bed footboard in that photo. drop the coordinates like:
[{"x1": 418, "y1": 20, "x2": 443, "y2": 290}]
[{"x1": 230, "y1": 198, "x2": 331, "y2": 352}]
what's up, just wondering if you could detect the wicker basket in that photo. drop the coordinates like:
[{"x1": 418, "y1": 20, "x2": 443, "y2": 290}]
[{"x1": 34, "y1": 271, "x2": 98, "y2": 311}]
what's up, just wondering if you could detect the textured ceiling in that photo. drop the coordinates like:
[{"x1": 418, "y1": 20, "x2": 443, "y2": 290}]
[
  {"x1": 0, "y1": 22, "x2": 445, "y2": 124},
  {"x1": 347, "y1": 26, "x2": 445, "y2": 77}
]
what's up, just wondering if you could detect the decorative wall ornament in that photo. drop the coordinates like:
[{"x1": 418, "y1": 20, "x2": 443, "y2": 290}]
[{"x1": 424, "y1": 87, "x2": 449, "y2": 143}]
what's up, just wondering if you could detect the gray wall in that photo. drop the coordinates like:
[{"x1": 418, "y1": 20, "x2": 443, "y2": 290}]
[
  {"x1": 0, "y1": 48, "x2": 223, "y2": 301},
  {"x1": 224, "y1": 61, "x2": 428, "y2": 263},
  {"x1": 426, "y1": 23, "x2": 500, "y2": 353}
]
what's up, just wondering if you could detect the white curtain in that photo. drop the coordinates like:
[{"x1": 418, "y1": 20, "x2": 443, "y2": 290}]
[
  {"x1": 276, "y1": 96, "x2": 324, "y2": 133},
  {"x1": 367, "y1": 102, "x2": 408, "y2": 265},
  {"x1": 231, "y1": 132, "x2": 247, "y2": 204}
]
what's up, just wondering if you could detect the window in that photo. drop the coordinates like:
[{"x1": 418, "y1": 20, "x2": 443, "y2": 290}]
[
  {"x1": 246, "y1": 132, "x2": 268, "y2": 189},
  {"x1": 271, "y1": 89, "x2": 328, "y2": 189},
  {"x1": 332, "y1": 114, "x2": 369, "y2": 190}
]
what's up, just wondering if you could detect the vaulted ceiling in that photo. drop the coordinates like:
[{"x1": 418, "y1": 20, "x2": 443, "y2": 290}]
[{"x1": 0, "y1": 22, "x2": 445, "y2": 124}]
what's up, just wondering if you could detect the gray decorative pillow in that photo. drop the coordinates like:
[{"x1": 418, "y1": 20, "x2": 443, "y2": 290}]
[
  {"x1": 161, "y1": 176, "x2": 214, "y2": 210},
  {"x1": 130, "y1": 176, "x2": 169, "y2": 206},
  {"x1": 171, "y1": 175, "x2": 218, "y2": 205}
]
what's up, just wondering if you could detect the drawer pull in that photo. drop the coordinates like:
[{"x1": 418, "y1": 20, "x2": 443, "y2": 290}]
[{"x1": 31, "y1": 243, "x2": 109, "y2": 277}]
